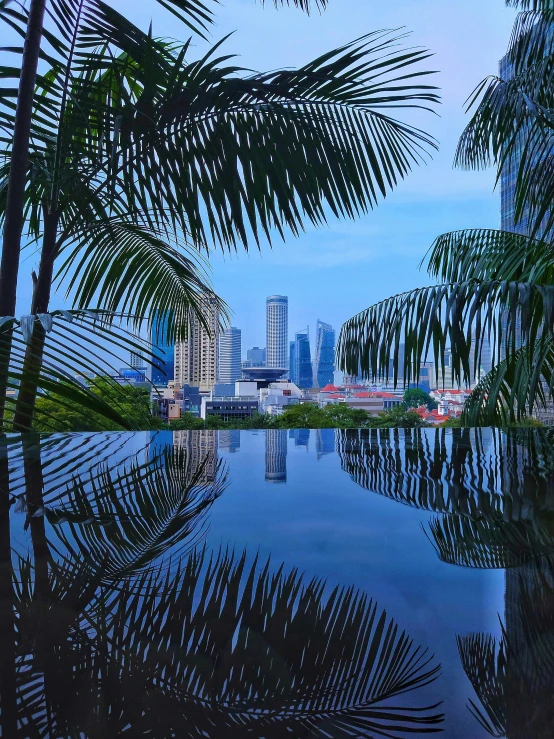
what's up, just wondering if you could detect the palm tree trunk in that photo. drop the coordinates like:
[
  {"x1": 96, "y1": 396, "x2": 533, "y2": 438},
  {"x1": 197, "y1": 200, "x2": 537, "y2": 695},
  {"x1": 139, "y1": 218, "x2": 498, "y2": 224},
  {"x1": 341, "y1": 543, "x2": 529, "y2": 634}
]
[
  {"x1": 12, "y1": 211, "x2": 58, "y2": 431},
  {"x1": 0, "y1": 0, "x2": 47, "y2": 425},
  {"x1": 0, "y1": 438, "x2": 17, "y2": 736}
]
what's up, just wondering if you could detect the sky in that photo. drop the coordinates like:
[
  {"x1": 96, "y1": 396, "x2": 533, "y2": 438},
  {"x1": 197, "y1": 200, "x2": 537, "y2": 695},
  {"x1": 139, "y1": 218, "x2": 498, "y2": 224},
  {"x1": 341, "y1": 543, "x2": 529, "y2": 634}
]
[{"x1": 17, "y1": 0, "x2": 518, "y2": 359}]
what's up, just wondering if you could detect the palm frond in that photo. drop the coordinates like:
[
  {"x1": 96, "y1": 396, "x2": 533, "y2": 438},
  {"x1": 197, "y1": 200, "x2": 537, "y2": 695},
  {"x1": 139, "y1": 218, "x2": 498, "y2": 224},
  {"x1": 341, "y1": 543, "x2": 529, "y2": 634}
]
[
  {"x1": 462, "y1": 337, "x2": 554, "y2": 425},
  {"x1": 56, "y1": 218, "x2": 229, "y2": 341},
  {"x1": 74, "y1": 30, "x2": 438, "y2": 250},
  {"x1": 425, "y1": 228, "x2": 554, "y2": 284},
  {"x1": 0, "y1": 310, "x2": 158, "y2": 432},
  {"x1": 338, "y1": 278, "x2": 554, "y2": 388}
]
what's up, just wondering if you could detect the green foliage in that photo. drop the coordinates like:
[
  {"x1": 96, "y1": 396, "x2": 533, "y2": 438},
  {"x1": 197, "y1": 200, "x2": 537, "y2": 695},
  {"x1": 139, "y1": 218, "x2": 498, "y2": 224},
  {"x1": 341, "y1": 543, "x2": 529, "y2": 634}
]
[
  {"x1": 403, "y1": 388, "x2": 438, "y2": 410},
  {"x1": 32, "y1": 379, "x2": 164, "y2": 432},
  {"x1": 367, "y1": 406, "x2": 430, "y2": 428}
]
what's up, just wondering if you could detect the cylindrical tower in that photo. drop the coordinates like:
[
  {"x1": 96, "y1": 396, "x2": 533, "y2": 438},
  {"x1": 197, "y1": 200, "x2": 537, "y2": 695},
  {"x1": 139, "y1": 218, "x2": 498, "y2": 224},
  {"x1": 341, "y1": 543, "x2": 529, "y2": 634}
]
[{"x1": 266, "y1": 295, "x2": 288, "y2": 369}]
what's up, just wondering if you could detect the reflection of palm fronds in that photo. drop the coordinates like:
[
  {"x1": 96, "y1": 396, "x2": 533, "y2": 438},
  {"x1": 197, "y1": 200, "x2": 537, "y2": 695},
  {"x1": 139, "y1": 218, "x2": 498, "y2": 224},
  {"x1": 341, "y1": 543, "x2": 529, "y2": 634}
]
[
  {"x1": 337, "y1": 428, "x2": 554, "y2": 522},
  {"x1": 13, "y1": 547, "x2": 444, "y2": 737},
  {"x1": 457, "y1": 633, "x2": 507, "y2": 737},
  {"x1": 458, "y1": 557, "x2": 554, "y2": 738},
  {"x1": 424, "y1": 515, "x2": 554, "y2": 569},
  {"x1": 45, "y1": 447, "x2": 228, "y2": 580}
]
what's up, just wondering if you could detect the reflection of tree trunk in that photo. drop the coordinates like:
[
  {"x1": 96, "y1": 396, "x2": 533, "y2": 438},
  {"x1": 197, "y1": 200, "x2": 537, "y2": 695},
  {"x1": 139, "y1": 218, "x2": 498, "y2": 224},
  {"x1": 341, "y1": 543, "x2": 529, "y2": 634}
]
[
  {"x1": 0, "y1": 438, "x2": 17, "y2": 736},
  {"x1": 0, "y1": 0, "x2": 47, "y2": 423},
  {"x1": 23, "y1": 434, "x2": 50, "y2": 601},
  {"x1": 13, "y1": 212, "x2": 58, "y2": 431}
]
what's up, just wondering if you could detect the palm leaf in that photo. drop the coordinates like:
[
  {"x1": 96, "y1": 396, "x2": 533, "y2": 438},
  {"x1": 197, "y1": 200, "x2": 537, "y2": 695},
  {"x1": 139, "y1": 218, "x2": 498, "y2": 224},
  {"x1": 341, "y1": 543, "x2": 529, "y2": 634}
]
[
  {"x1": 462, "y1": 337, "x2": 554, "y2": 425},
  {"x1": 338, "y1": 278, "x2": 554, "y2": 388},
  {"x1": 71, "y1": 29, "x2": 438, "y2": 250},
  {"x1": 425, "y1": 228, "x2": 554, "y2": 284},
  {"x1": 0, "y1": 310, "x2": 158, "y2": 432},
  {"x1": 55, "y1": 217, "x2": 229, "y2": 341}
]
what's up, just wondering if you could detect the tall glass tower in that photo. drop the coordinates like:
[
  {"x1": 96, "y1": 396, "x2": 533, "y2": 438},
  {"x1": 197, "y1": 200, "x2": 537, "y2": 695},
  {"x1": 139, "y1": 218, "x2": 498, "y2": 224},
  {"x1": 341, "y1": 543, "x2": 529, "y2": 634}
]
[
  {"x1": 150, "y1": 311, "x2": 175, "y2": 385},
  {"x1": 313, "y1": 320, "x2": 335, "y2": 388},
  {"x1": 266, "y1": 295, "x2": 288, "y2": 369},
  {"x1": 218, "y1": 327, "x2": 242, "y2": 383},
  {"x1": 293, "y1": 328, "x2": 313, "y2": 389}
]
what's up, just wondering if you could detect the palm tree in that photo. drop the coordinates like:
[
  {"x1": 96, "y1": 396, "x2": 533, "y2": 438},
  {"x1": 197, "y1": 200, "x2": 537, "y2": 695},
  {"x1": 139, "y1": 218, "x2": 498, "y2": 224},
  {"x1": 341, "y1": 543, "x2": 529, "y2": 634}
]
[
  {"x1": 0, "y1": 0, "x2": 440, "y2": 431},
  {"x1": 2, "y1": 432, "x2": 445, "y2": 736},
  {"x1": 338, "y1": 0, "x2": 554, "y2": 426}
]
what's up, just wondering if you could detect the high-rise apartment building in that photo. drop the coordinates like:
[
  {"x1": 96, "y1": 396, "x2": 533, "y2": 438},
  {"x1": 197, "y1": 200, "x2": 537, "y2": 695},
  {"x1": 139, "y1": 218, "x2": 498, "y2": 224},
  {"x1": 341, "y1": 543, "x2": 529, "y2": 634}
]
[
  {"x1": 174, "y1": 298, "x2": 219, "y2": 392},
  {"x1": 150, "y1": 311, "x2": 175, "y2": 385},
  {"x1": 266, "y1": 295, "x2": 288, "y2": 369},
  {"x1": 218, "y1": 327, "x2": 242, "y2": 384},
  {"x1": 313, "y1": 320, "x2": 335, "y2": 388}
]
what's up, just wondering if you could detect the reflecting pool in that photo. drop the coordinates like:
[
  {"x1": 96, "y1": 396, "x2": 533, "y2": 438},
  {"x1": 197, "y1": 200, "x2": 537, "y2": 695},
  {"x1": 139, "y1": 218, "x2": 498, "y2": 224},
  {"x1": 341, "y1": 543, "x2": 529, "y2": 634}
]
[{"x1": 1, "y1": 428, "x2": 553, "y2": 737}]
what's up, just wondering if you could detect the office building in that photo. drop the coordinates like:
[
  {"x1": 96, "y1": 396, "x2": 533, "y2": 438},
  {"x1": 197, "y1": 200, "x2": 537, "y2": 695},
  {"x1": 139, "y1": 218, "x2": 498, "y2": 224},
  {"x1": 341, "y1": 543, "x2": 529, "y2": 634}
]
[
  {"x1": 174, "y1": 297, "x2": 219, "y2": 393},
  {"x1": 313, "y1": 320, "x2": 335, "y2": 388},
  {"x1": 150, "y1": 311, "x2": 175, "y2": 385},
  {"x1": 266, "y1": 295, "x2": 288, "y2": 369},
  {"x1": 218, "y1": 327, "x2": 242, "y2": 384},
  {"x1": 247, "y1": 346, "x2": 266, "y2": 366},
  {"x1": 289, "y1": 341, "x2": 296, "y2": 383},
  {"x1": 293, "y1": 328, "x2": 313, "y2": 389}
]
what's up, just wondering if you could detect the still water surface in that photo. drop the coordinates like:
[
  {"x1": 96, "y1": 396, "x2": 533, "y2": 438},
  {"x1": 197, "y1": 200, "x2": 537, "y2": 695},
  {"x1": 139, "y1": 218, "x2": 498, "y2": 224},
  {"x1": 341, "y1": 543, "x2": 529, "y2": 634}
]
[{"x1": 1, "y1": 428, "x2": 552, "y2": 737}]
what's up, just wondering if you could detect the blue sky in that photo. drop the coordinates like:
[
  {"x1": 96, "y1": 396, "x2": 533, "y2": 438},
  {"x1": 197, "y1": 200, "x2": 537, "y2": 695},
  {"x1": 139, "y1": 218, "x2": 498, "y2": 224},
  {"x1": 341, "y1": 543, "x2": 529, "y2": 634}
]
[{"x1": 17, "y1": 0, "x2": 518, "y2": 358}]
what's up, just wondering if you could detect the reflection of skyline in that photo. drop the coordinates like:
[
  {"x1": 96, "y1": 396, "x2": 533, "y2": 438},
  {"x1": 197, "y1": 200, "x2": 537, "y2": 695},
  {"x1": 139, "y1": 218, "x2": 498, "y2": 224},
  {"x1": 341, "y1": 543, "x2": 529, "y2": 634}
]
[
  {"x1": 218, "y1": 429, "x2": 240, "y2": 453},
  {"x1": 289, "y1": 429, "x2": 310, "y2": 449},
  {"x1": 173, "y1": 430, "x2": 219, "y2": 483},
  {"x1": 265, "y1": 429, "x2": 287, "y2": 483},
  {"x1": 316, "y1": 429, "x2": 335, "y2": 459}
]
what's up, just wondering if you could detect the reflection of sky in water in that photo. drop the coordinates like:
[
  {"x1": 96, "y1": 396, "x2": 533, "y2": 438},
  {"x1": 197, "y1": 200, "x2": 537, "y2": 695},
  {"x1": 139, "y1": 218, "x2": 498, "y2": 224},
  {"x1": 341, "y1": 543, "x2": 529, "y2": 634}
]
[{"x1": 8, "y1": 429, "x2": 514, "y2": 736}]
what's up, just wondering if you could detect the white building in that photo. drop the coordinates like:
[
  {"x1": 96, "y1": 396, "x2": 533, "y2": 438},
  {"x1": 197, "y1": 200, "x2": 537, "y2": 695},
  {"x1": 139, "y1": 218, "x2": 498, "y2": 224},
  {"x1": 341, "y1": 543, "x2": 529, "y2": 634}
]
[
  {"x1": 174, "y1": 297, "x2": 219, "y2": 393},
  {"x1": 218, "y1": 326, "x2": 242, "y2": 384},
  {"x1": 259, "y1": 381, "x2": 302, "y2": 416},
  {"x1": 266, "y1": 295, "x2": 288, "y2": 369}
]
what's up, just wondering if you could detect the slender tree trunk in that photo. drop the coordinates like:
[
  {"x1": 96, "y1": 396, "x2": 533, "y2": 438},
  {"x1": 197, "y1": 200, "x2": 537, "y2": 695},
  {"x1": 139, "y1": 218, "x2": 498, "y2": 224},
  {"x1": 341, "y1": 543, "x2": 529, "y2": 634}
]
[
  {"x1": 0, "y1": 0, "x2": 48, "y2": 425},
  {"x1": 12, "y1": 212, "x2": 59, "y2": 431},
  {"x1": 0, "y1": 438, "x2": 17, "y2": 736}
]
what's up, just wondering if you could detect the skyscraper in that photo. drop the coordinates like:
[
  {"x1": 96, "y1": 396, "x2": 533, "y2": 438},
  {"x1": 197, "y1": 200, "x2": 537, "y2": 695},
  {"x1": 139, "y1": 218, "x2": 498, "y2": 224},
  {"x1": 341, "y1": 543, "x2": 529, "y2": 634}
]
[
  {"x1": 313, "y1": 320, "x2": 335, "y2": 388},
  {"x1": 293, "y1": 328, "x2": 313, "y2": 389},
  {"x1": 266, "y1": 295, "x2": 288, "y2": 369},
  {"x1": 247, "y1": 346, "x2": 266, "y2": 366},
  {"x1": 150, "y1": 311, "x2": 175, "y2": 385},
  {"x1": 174, "y1": 297, "x2": 219, "y2": 392},
  {"x1": 289, "y1": 341, "x2": 296, "y2": 383},
  {"x1": 218, "y1": 327, "x2": 242, "y2": 383}
]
